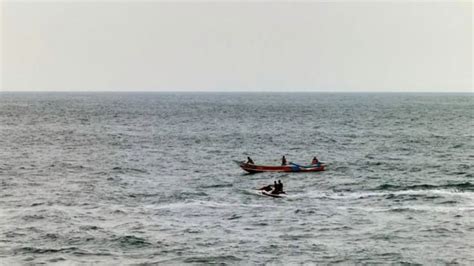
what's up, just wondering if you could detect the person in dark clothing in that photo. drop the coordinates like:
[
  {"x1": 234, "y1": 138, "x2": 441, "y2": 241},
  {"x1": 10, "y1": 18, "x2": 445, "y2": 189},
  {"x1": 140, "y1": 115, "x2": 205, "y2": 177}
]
[
  {"x1": 311, "y1": 157, "x2": 319, "y2": 165},
  {"x1": 281, "y1": 156, "x2": 287, "y2": 166},
  {"x1": 278, "y1": 180, "x2": 283, "y2": 192},
  {"x1": 246, "y1": 157, "x2": 254, "y2": 164},
  {"x1": 271, "y1": 180, "x2": 285, "y2": 194},
  {"x1": 271, "y1": 181, "x2": 279, "y2": 194}
]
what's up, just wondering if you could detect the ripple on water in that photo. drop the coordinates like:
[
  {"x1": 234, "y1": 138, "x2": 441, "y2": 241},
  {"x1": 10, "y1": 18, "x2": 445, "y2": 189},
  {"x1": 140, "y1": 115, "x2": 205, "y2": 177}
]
[
  {"x1": 14, "y1": 247, "x2": 79, "y2": 255},
  {"x1": 113, "y1": 235, "x2": 151, "y2": 248},
  {"x1": 183, "y1": 255, "x2": 243, "y2": 264}
]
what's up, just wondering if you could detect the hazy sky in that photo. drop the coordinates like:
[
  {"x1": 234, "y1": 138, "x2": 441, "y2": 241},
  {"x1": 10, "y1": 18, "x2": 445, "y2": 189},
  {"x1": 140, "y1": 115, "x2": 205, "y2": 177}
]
[{"x1": 1, "y1": 1, "x2": 472, "y2": 92}]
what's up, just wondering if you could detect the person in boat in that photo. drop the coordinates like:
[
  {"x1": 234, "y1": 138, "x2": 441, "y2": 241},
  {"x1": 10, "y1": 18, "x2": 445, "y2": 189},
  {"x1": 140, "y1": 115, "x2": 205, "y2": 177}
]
[
  {"x1": 311, "y1": 157, "x2": 319, "y2": 165},
  {"x1": 281, "y1": 156, "x2": 287, "y2": 166},
  {"x1": 246, "y1": 157, "x2": 254, "y2": 164}
]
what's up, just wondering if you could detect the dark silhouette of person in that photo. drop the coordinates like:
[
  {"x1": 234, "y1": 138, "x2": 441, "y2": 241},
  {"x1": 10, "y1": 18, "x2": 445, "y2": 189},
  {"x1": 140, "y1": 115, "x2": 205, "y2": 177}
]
[
  {"x1": 312, "y1": 156, "x2": 319, "y2": 165},
  {"x1": 246, "y1": 157, "x2": 254, "y2": 164},
  {"x1": 271, "y1": 181, "x2": 279, "y2": 194},
  {"x1": 281, "y1": 156, "x2": 287, "y2": 166},
  {"x1": 278, "y1": 180, "x2": 283, "y2": 192}
]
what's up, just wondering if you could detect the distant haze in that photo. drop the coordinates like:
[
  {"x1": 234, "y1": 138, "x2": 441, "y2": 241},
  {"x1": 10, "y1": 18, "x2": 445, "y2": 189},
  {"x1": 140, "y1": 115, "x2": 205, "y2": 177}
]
[{"x1": 1, "y1": 1, "x2": 472, "y2": 92}]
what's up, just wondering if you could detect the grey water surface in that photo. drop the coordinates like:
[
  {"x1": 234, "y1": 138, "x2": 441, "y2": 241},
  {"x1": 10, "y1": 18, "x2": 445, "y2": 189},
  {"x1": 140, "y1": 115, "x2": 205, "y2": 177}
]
[{"x1": 0, "y1": 92, "x2": 473, "y2": 264}]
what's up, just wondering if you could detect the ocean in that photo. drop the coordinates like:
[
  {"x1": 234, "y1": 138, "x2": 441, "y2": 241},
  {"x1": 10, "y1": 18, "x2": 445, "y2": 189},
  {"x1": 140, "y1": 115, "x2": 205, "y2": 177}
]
[{"x1": 0, "y1": 92, "x2": 472, "y2": 264}]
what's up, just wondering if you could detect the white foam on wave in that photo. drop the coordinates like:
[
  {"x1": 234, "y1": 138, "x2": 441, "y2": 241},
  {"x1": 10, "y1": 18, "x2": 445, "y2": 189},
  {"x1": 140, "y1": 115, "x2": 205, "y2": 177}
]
[
  {"x1": 144, "y1": 200, "x2": 274, "y2": 211},
  {"x1": 336, "y1": 205, "x2": 474, "y2": 213},
  {"x1": 310, "y1": 189, "x2": 473, "y2": 200}
]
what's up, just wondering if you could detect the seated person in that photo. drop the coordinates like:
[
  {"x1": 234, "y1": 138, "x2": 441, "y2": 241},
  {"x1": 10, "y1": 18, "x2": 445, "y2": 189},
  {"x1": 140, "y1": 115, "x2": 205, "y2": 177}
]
[
  {"x1": 281, "y1": 156, "x2": 287, "y2": 166},
  {"x1": 246, "y1": 157, "x2": 254, "y2": 164},
  {"x1": 271, "y1": 181, "x2": 279, "y2": 194},
  {"x1": 278, "y1": 180, "x2": 284, "y2": 192},
  {"x1": 272, "y1": 180, "x2": 285, "y2": 194},
  {"x1": 311, "y1": 157, "x2": 319, "y2": 165}
]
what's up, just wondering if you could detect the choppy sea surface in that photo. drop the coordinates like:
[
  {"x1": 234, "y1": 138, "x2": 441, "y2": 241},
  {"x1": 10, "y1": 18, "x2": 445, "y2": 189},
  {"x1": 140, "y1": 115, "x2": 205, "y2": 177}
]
[{"x1": 0, "y1": 92, "x2": 473, "y2": 264}]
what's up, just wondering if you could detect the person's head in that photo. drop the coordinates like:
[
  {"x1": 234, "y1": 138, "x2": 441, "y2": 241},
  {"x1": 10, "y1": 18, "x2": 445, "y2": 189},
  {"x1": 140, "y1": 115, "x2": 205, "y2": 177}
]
[
  {"x1": 278, "y1": 180, "x2": 282, "y2": 184},
  {"x1": 274, "y1": 181, "x2": 277, "y2": 185}
]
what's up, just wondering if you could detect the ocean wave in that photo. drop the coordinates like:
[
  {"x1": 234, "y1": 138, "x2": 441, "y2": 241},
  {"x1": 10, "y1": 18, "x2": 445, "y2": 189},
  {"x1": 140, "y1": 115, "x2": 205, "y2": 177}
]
[
  {"x1": 199, "y1": 183, "x2": 234, "y2": 189},
  {"x1": 183, "y1": 255, "x2": 242, "y2": 263},
  {"x1": 339, "y1": 205, "x2": 474, "y2": 213},
  {"x1": 113, "y1": 235, "x2": 151, "y2": 248},
  {"x1": 111, "y1": 167, "x2": 148, "y2": 174},
  {"x1": 374, "y1": 182, "x2": 474, "y2": 192},
  {"x1": 295, "y1": 187, "x2": 474, "y2": 202},
  {"x1": 14, "y1": 247, "x2": 78, "y2": 255}
]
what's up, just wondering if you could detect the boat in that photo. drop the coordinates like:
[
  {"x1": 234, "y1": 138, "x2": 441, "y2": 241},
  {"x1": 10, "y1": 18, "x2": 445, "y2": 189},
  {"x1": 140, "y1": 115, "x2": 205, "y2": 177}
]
[
  {"x1": 235, "y1": 160, "x2": 325, "y2": 173},
  {"x1": 259, "y1": 190, "x2": 286, "y2": 198},
  {"x1": 257, "y1": 185, "x2": 287, "y2": 198}
]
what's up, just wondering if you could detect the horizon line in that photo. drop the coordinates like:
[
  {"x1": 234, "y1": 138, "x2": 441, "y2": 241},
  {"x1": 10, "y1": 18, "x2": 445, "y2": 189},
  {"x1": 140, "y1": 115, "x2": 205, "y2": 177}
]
[{"x1": 0, "y1": 90, "x2": 472, "y2": 94}]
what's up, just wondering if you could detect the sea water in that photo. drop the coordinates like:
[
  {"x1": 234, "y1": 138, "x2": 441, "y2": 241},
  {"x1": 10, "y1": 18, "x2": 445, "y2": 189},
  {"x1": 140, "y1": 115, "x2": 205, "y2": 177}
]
[{"x1": 0, "y1": 92, "x2": 472, "y2": 264}]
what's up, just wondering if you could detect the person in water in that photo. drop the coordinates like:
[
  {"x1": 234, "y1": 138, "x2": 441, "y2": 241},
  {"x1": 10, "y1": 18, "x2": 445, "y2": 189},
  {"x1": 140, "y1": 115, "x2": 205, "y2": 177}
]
[
  {"x1": 278, "y1": 180, "x2": 283, "y2": 192},
  {"x1": 270, "y1": 180, "x2": 285, "y2": 194},
  {"x1": 271, "y1": 181, "x2": 279, "y2": 194},
  {"x1": 281, "y1": 156, "x2": 287, "y2": 166},
  {"x1": 246, "y1": 157, "x2": 254, "y2": 164},
  {"x1": 311, "y1": 156, "x2": 319, "y2": 165}
]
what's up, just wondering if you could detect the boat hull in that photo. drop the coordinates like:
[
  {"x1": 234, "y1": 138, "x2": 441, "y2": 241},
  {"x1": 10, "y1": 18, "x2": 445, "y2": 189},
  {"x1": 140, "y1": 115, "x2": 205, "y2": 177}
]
[
  {"x1": 236, "y1": 161, "x2": 325, "y2": 173},
  {"x1": 260, "y1": 191, "x2": 286, "y2": 198}
]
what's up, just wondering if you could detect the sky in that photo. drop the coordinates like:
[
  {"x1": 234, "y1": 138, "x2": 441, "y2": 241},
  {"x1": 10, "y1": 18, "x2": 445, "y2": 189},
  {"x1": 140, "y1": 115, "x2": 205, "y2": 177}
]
[{"x1": 1, "y1": 1, "x2": 472, "y2": 92}]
